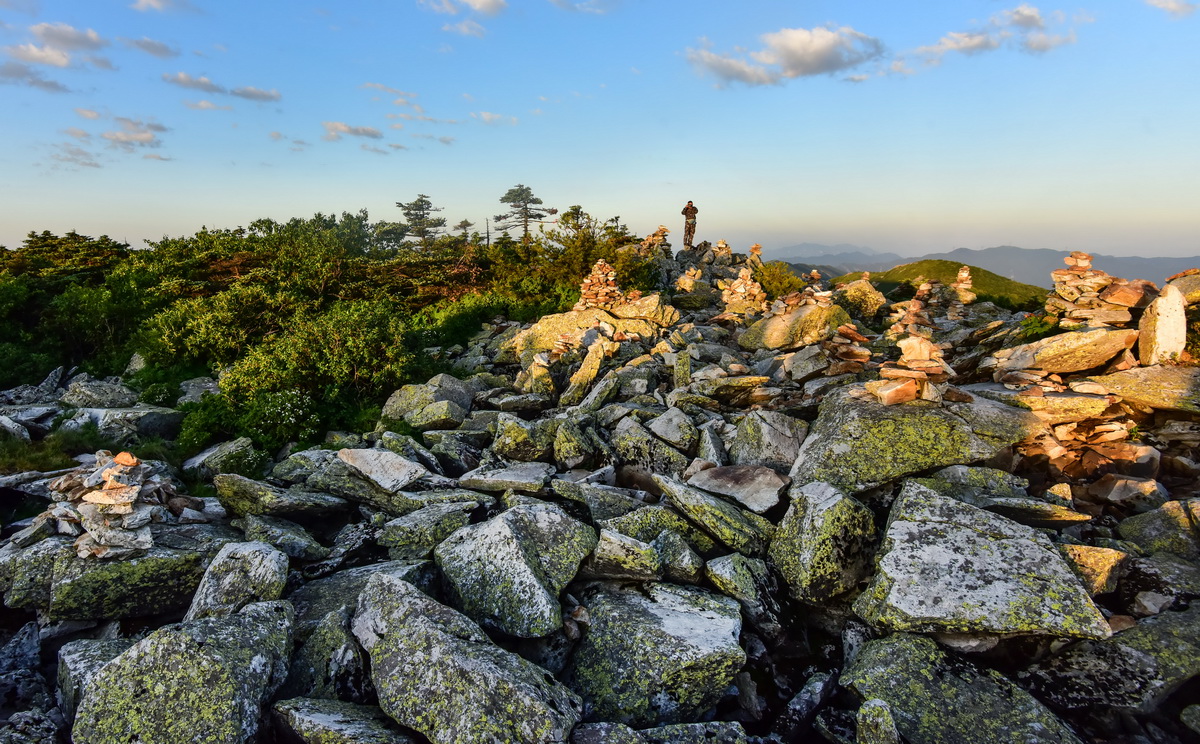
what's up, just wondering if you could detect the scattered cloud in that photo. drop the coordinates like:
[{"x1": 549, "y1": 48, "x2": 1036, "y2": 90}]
[
  {"x1": 548, "y1": 0, "x2": 614, "y2": 13},
  {"x1": 412, "y1": 133, "x2": 455, "y2": 145},
  {"x1": 321, "y1": 121, "x2": 383, "y2": 141},
  {"x1": 5, "y1": 43, "x2": 70, "y2": 67},
  {"x1": 472, "y1": 110, "x2": 517, "y2": 124},
  {"x1": 363, "y1": 82, "x2": 416, "y2": 97},
  {"x1": 51, "y1": 142, "x2": 100, "y2": 169},
  {"x1": 163, "y1": 71, "x2": 223, "y2": 92},
  {"x1": 390, "y1": 123, "x2": 405, "y2": 130},
  {"x1": 130, "y1": 0, "x2": 190, "y2": 11},
  {"x1": 460, "y1": 0, "x2": 506, "y2": 13},
  {"x1": 185, "y1": 99, "x2": 231, "y2": 110},
  {"x1": 916, "y1": 30, "x2": 1003, "y2": 59},
  {"x1": 0, "y1": 1, "x2": 40, "y2": 13},
  {"x1": 1146, "y1": 0, "x2": 1197, "y2": 16},
  {"x1": 231, "y1": 86, "x2": 281, "y2": 101},
  {"x1": 75, "y1": 107, "x2": 100, "y2": 119},
  {"x1": 143, "y1": 153, "x2": 171, "y2": 161},
  {"x1": 122, "y1": 36, "x2": 180, "y2": 58},
  {"x1": 1001, "y1": 4, "x2": 1046, "y2": 29},
  {"x1": 361, "y1": 144, "x2": 389, "y2": 155},
  {"x1": 63, "y1": 126, "x2": 89, "y2": 138},
  {"x1": 388, "y1": 143, "x2": 408, "y2": 150},
  {"x1": 0, "y1": 60, "x2": 68, "y2": 91},
  {"x1": 268, "y1": 131, "x2": 285, "y2": 140},
  {"x1": 87, "y1": 55, "x2": 116, "y2": 70},
  {"x1": 443, "y1": 19, "x2": 486, "y2": 36},
  {"x1": 101, "y1": 117, "x2": 166, "y2": 151},
  {"x1": 31, "y1": 22, "x2": 106, "y2": 50},
  {"x1": 688, "y1": 26, "x2": 885, "y2": 86},
  {"x1": 1022, "y1": 29, "x2": 1077, "y2": 52},
  {"x1": 419, "y1": 0, "x2": 458, "y2": 13},
  {"x1": 916, "y1": 5, "x2": 1080, "y2": 64}
]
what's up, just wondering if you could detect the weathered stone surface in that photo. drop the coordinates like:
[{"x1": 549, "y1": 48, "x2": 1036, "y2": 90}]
[
  {"x1": 59, "y1": 376, "x2": 139, "y2": 408},
  {"x1": 738, "y1": 304, "x2": 851, "y2": 351},
  {"x1": 686, "y1": 464, "x2": 789, "y2": 515},
  {"x1": 273, "y1": 698, "x2": 418, "y2": 743},
  {"x1": 1, "y1": 536, "x2": 73, "y2": 610},
  {"x1": 651, "y1": 530, "x2": 706, "y2": 584},
  {"x1": 281, "y1": 605, "x2": 371, "y2": 702},
  {"x1": 1138, "y1": 283, "x2": 1187, "y2": 365},
  {"x1": 1086, "y1": 474, "x2": 1169, "y2": 514},
  {"x1": 287, "y1": 561, "x2": 434, "y2": 641},
  {"x1": 57, "y1": 638, "x2": 135, "y2": 724},
  {"x1": 1018, "y1": 605, "x2": 1200, "y2": 712},
  {"x1": 72, "y1": 601, "x2": 294, "y2": 744},
  {"x1": 856, "y1": 699, "x2": 901, "y2": 744},
  {"x1": 1087, "y1": 366, "x2": 1200, "y2": 414},
  {"x1": 185, "y1": 540, "x2": 289, "y2": 621},
  {"x1": 578, "y1": 529, "x2": 663, "y2": 581},
  {"x1": 646, "y1": 407, "x2": 699, "y2": 452},
  {"x1": 49, "y1": 547, "x2": 204, "y2": 620},
  {"x1": 728, "y1": 410, "x2": 807, "y2": 475},
  {"x1": 1058, "y1": 543, "x2": 1129, "y2": 596},
  {"x1": 378, "y1": 501, "x2": 477, "y2": 560},
  {"x1": 655, "y1": 476, "x2": 774, "y2": 555},
  {"x1": 791, "y1": 385, "x2": 1040, "y2": 493},
  {"x1": 236, "y1": 513, "x2": 330, "y2": 561},
  {"x1": 336, "y1": 448, "x2": 428, "y2": 493},
  {"x1": 769, "y1": 482, "x2": 876, "y2": 602},
  {"x1": 549, "y1": 479, "x2": 643, "y2": 521},
  {"x1": 214, "y1": 474, "x2": 348, "y2": 518},
  {"x1": 640, "y1": 722, "x2": 749, "y2": 743},
  {"x1": 182, "y1": 437, "x2": 263, "y2": 481},
  {"x1": 600, "y1": 505, "x2": 718, "y2": 556},
  {"x1": 352, "y1": 573, "x2": 581, "y2": 744},
  {"x1": 834, "y1": 279, "x2": 888, "y2": 320},
  {"x1": 612, "y1": 416, "x2": 689, "y2": 481},
  {"x1": 1117, "y1": 499, "x2": 1200, "y2": 559},
  {"x1": 570, "y1": 722, "x2": 644, "y2": 744},
  {"x1": 565, "y1": 582, "x2": 745, "y2": 727},
  {"x1": 458, "y1": 462, "x2": 554, "y2": 493},
  {"x1": 964, "y1": 383, "x2": 1114, "y2": 425},
  {"x1": 854, "y1": 482, "x2": 1111, "y2": 639},
  {"x1": 704, "y1": 553, "x2": 781, "y2": 638},
  {"x1": 992, "y1": 328, "x2": 1139, "y2": 374},
  {"x1": 843, "y1": 634, "x2": 1082, "y2": 744},
  {"x1": 435, "y1": 503, "x2": 597, "y2": 637}
]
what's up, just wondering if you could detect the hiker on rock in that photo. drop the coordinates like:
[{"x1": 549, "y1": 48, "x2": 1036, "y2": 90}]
[{"x1": 681, "y1": 201, "x2": 698, "y2": 248}]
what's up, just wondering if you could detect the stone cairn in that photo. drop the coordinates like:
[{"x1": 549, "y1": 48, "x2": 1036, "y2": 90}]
[
  {"x1": 946, "y1": 266, "x2": 976, "y2": 321},
  {"x1": 867, "y1": 335, "x2": 954, "y2": 405},
  {"x1": 713, "y1": 240, "x2": 733, "y2": 259},
  {"x1": 573, "y1": 259, "x2": 625, "y2": 311},
  {"x1": 823, "y1": 323, "x2": 875, "y2": 376},
  {"x1": 1045, "y1": 251, "x2": 1157, "y2": 329},
  {"x1": 639, "y1": 225, "x2": 670, "y2": 253},
  {"x1": 41, "y1": 451, "x2": 193, "y2": 559},
  {"x1": 748, "y1": 243, "x2": 764, "y2": 268},
  {"x1": 675, "y1": 266, "x2": 705, "y2": 293},
  {"x1": 718, "y1": 267, "x2": 768, "y2": 315}
]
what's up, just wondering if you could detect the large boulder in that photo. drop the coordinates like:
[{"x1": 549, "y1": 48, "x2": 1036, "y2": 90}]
[
  {"x1": 287, "y1": 560, "x2": 435, "y2": 641},
  {"x1": 1116, "y1": 499, "x2": 1200, "y2": 560},
  {"x1": 48, "y1": 547, "x2": 204, "y2": 621},
  {"x1": 434, "y1": 503, "x2": 597, "y2": 637},
  {"x1": 351, "y1": 573, "x2": 582, "y2": 744},
  {"x1": 989, "y1": 328, "x2": 1139, "y2": 374},
  {"x1": 184, "y1": 541, "x2": 289, "y2": 621},
  {"x1": 655, "y1": 476, "x2": 774, "y2": 556},
  {"x1": 565, "y1": 582, "x2": 745, "y2": 727},
  {"x1": 842, "y1": 633, "x2": 1083, "y2": 744},
  {"x1": 72, "y1": 601, "x2": 294, "y2": 744},
  {"x1": 336, "y1": 448, "x2": 428, "y2": 493},
  {"x1": 727, "y1": 411, "x2": 807, "y2": 475},
  {"x1": 214, "y1": 474, "x2": 348, "y2": 518},
  {"x1": 791, "y1": 385, "x2": 1040, "y2": 493},
  {"x1": 686, "y1": 465, "x2": 789, "y2": 515},
  {"x1": 1138, "y1": 283, "x2": 1187, "y2": 365},
  {"x1": 272, "y1": 697, "x2": 418, "y2": 743},
  {"x1": 738, "y1": 304, "x2": 851, "y2": 351},
  {"x1": 612, "y1": 417, "x2": 689, "y2": 481},
  {"x1": 854, "y1": 482, "x2": 1111, "y2": 639},
  {"x1": 1088, "y1": 366, "x2": 1200, "y2": 414}
]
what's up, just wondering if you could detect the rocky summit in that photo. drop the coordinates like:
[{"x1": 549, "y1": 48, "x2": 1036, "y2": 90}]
[{"x1": 2, "y1": 239, "x2": 1200, "y2": 744}]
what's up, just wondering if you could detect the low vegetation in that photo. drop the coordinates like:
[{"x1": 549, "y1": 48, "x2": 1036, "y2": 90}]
[{"x1": 832, "y1": 259, "x2": 1047, "y2": 311}]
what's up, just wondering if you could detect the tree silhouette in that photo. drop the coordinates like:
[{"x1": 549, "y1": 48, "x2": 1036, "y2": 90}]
[{"x1": 494, "y1": 184, "x2": 555, "y2": 244}]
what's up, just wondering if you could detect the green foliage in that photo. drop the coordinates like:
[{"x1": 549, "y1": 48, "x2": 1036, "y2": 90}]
[
  {"x1": 176, "y1": 394, "x2": 238, "y2": 454},
  {"x1": 754, "y1": 261, "x2": 806, "y2": 300},
  {"x1": 495, "y1": 184, "x2": 553, "y2": 244},
  {"x1": 1018, "y1": 313, "x2": 1063, "y2": 342},
  {"x1": 239, "y1": 389, "x2": 322, "y2": 452},
  {"x1": 1188, "y1": 305, "x2": 1200, "y2": 360},
  {"x1": 138, "y1": 382, "x2": 180, "y2": 407},
  {"x1": 396, "y1": 194, "x2": 447, "y2": 250},
  {"x1": 832, "y1": 260, "x2": 1047, "y2": 311}
]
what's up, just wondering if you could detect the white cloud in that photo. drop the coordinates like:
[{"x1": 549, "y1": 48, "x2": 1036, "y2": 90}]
[
  {"x1": 1001, "y1": 4, "x2": 1045, "y2": 29},
  {"x1": 52, "y1": 142, "x2": 100, "y2": 169},
  {"x1": 231, "y1": 86, "x2": 281, "y2": 101},
  {"x1": 163, "y1": 71, "x2": 224, "y2": 93},
  {"x1": 688, "y1": 26, "x2": 883, "y2": 86},
  {"x1": 916, "y1": 30, "x2": 1004, "y2": 59},
  {"x1": 419, "y1": 0, "x2": 458, "y2": 13},
  {"x1": 185, "y1": 99, "x2": 231, "y2": 110},
  {"x1": 4, "y1": 43, "x2": 70, "y2": 67},
  {"x1": 101, "y1": 117, "x2": 166, "y2": 151},
  {"x1": 268, "y1": 131, "x2": 284, "y2": 140},
  {"x1": 123, "y1": 36, "x2": 179, "y2": 58},
  {"x1": 916, "y1": 5, "x2": 1079, "y2": 64},
  {"x1": 361, "y1": 144, "x2": 389, "y2": 155},
  {"x1": 1022, "y1": 29, "x2": 1076, "y2": 52},
  {"x1": 143, "y1": 153, "x2": 171, "y2": 161},
  {"x1": 75, "y1": 107, "x2": 100, "y2": 119},
  {"x1": 130, "y1": 0, "x2": 188, "y2": 11},
  {"x1": 1146, "y1": 0, "x2": 1197, "y2": 16},
  {"x1": 63, "y1": 126, "x2": 89, "y2": 138},
  {"x1": 321, "y1": 121, "x2": 383, "y2": 141},
  {"x1": 443, "y1": 19, "x2": 486, "y2": 36},
  {"x1": 0, "y1": 60, "x2": 68, "y2": 91},
  {"x1": 362, "y1": 82, "x2": 416, "y2": 97},
  {"x1": 472, "y1": 110, "x2": 517, "y2": 124},
  {"x1": 460, "y1": 0, "x2": 506, "y2": 13},
  {"x1": 31, "y1": 22, "x2": 106, "y2": 51}
]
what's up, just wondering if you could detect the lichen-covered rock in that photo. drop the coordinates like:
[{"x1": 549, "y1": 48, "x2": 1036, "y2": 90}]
[
  {"x1": 834, "y1": 279, "x2": 888, "y2": 320},
  {"x1": 59, "y1": 376, "x2": 139, "y2": 408},
  {"x1": 570, "y1": 722, "x2": 644, "y2": 743},
  {"x1": 646, "y1": 407, "x2": 699, "y2": 452},
  {"x1": 686, "y1": 464, "x2": 788, "y2": 515},
  {"x1": 1058, "y1": 543, "x2": 1128, "y2": 596},
  {"x1": 566, "y1": 582, "x2": 744, "y2": 727},
  {"x1": 72, "y1": 601, "x2": 294, "y2": 744},
  {"x1": 281, "y1": 605, "x2": 371, "y2": 702},
  {"x1": 655, "y1": 476, "x2": 774, "y2": 555},
  {"x1": 214, "y1": 473, "x2": 348, "y2": 518},
  {"x1": 738, "y1": 304, "x2": 851, "y2": 351},
  {"x1": 612, "y1": 416, "x2": 689, "y2": 481},
  {"x1": 991, "y1": 328, "x2": 1139, "y2": 374},
  {"x1": 49, "y1": 547, "x2": 204, "y2": 620},
  {"x1": 352, "y1": 573, "x2": 582, "y2": 744},
  {"x1": 435, "y1": 503, "x2": 597, "y2": 637},
  {"x1": 1116, "y1": 499, "x2": 1200, "y2": 559},
  {"x1": 639, "y1": 722, "x2": 749, "y2": 743},
  {"x1": 856, "y1": 699, "x2": 900, "y2": 744},
  {"x1": 791, "y1": 385, "x2": 1040, "y2": 493},
  {"x1": 492, "y1": 413, "x2": 557, "y2": 462},
  {"x1": 601, "y1": 505, "x2": 718, "y2": 556},
  {"x1": 287, "y1": 560, "x2": 435, "y2": 641},
  {"x1": 854, "y1": 483, "x2": 1111, "y2": 639},
  {"x1": 458, "y1": 462, "x2": 555, "y2": 493},
  {"x1": 336, "y1": 448, "x2": 428, "y2": 493},
  {"x1": 549, "y1": 480, "x2": 643, "y2": 521},
  {"x1": 704, "y1": 553, "x2": 782, "y2": 639},
  {"x1": 185, "y1": 541, "x2": 289, "y2": 621},
  {"x1": 273, "y1": 697, "x2": 417, "y2": 743},
  {"x1": 1138, "y1": 283, "x2": 1187, "y2": 365},
  {"x1": 768, "y1": 481, "x2": 877, "y2": 603},
  {"x1": 56, "y1": 638, "x2": 135, "y2": 725},
  {"x1": 578, "y1": 529, "x2": 663, "y2": 581},
  {"x1": 728, "y1": 410, "x2": 807, "y2": 475},
  {"x1": 651, "y1": 530, "x2": 705, "y2": 584},
  {"x1": 183, "y1": 437, "x2": 264, "y2": 481},
  {"x1": 378, "y1": 501, "x2": 477, "y2": 560},
  {"x1": 1087, "y1": 366, "x2": 1200, "y2": 414},
  {"x1": 1018, "y1": 605, "x2": 1200, "y2": 712},
  {"x1": 843, "y1": 633, "x2": 1083, "y2": 744},
  {"x1": 964, "y1": 383, "x2": 1115, "y2": 426},
  {"x1": 235, "y1": 514, "x2": 330, "y2": 561},
  {"x1": 1, "y1": 536, "x2": 73, "y2": 610}
]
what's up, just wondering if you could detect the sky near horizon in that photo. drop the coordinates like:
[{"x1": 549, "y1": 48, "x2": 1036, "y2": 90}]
[{"x1": 1, "y1": 0, "x2": 1197, "y2": 259}]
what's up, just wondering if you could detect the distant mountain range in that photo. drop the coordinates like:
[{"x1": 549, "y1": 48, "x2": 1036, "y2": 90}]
[{"x1": 772, "y1": 244, "x2": 1200, "y2": 288}]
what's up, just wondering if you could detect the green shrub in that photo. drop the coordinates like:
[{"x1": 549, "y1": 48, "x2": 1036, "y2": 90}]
[
  {"x1": 177, "y1": 394, "x2": 238, "y2": 455},
  {"x1": 754, "y1": 261, "x2": 805, "y2": 300},
  {"x1": 138, "y1": 382, "x2": 180, "y2": 407},
  {"x1": 1018, "y1": 313, "x2": 1062, "y2": 342},
  {"x1": 239, "y1": 389, "x2": 322, "y2": 453}
]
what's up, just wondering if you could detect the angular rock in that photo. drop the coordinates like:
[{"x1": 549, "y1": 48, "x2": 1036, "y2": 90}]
[
  {"x1": 214, "y1": 474, "x2": 348, "y2": 518},
  {"x1": 856, "y1": 700, "x2": 901, "y2": 744},
  {"x1": 639, "y1": 722, "x2": 748, "y2": 743},
  {"x1": 578, "y1": 529, "x2": 663, "y2": 581},
  {"x1": 352, "y1": 573, "x2": 582, "y2": 744},
  {"x1": 185, "y1": 540, "x2": 289, "y2": 621},
  {"x1": 704, "y1": 553, "x2": 782, "y2": 639},
  {"x1": 1087, "y1": 366, "x2": 1200, "y2": 414},
  {"x1": 565, "y1": 582, "x2": 745, "y2": 727},
  {"x1": 287, "y1": 561, "x2": 435, "y2": 641},
  {"x1": 1058, "y1": 543, "x2": 1129, "y2": 596},
  {"x1": 728, "y1": 410, "x2": 807, "y2": 475},
  {"x1": 49, "y1": 547, "x2": 204, "y2": 621},
  {"x1": 1116, "y1": 499, "x2": 1200, "y2": 559},
  {"x1": 738, "y1": 304, "x2": 851, "y2": 351},
  {"x1": 458, "y1": 462, "x2": 555, "y2": 493},
  {"x1": 791, "y1": 385, "x2": 1040, "y2": 493},
  {"x1": 854, "y1": 482, "x2": 1111, "y2": 639},
  {"x1": 72, "y1": 601, "x2": 294, "y2": 744},
  {"x1": 612, "y1": 416, "x2": 689, "y2": 481},
  {"x1": 686, "y1": 464, "x2": 788, "y2": 514},
  {"x1": 646, "y1": 407, "x2": 699, "y2": 452},
  {"x1": 1138, "y1": 283, "x2": 1187, "y2": 365},
  {"x1": 650, "y1": 530, "x2": 705, "y2": 584},
  {"x1": 655, "y1": 476, "x2": 774, "y2": 555},
  {"x1": 236, "y1": 514, "x2": 330, "y2": 561},
  {"x1": 843, "y1": 634, "x2": 1083, "y2": 744},
  {"x1": 992, "y1": 328, "x2": 1139, "y2": 374},
  {"x1": 378, "y1": 501, "x2": 477, "y2": 560},
  {"x1": 57, "y1": 638, "x2": 135, "y2": 725},
  {"x1": 273, "y1": 698, "x2": 417, "y2": 743},
  {"x1": 183, "y1": 437, "x2": 263, "y2": 481},
  {"x1": 281, "y1": 605, "x2": 371, "y2": 702},
  {"x1": 492, "y1": 413, "x2": 557, "y2": 462},
  {"x1": 434, "y1": 503, "x2": 597, "y2": 637},
  {"x1": 336, "y1": 448, "x2": 428, "y2": 493},
  {"x1": 601, "y1": 505, "x2": 718, "y2": 556},
  {"x1": 768, "y1": 481, "x2": 876, "y2": 603}
]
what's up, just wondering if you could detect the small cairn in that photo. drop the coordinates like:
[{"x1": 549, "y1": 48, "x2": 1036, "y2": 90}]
[
  {"x1": 867, "y1": 335, "x2": 955, "y2": 405},
  {"x1": 946, "y1": 266, "x2": 976, "y2": 321},
  {"x1": 573, "y1": 259, "x2": 625, "y2": 311},
  {"x1": 748, "y1": 243, "x2": 764, "y2": 268},
  {"x1": 713, "y1": 240, "x2": 733, "y2": 260},
  {"x1": 885, "y1": 298, "x2": 934, "y2": 340},
  {"x1": 1046, "y1": 251, "x2": 1157, "y2": 329},
  {"x1": 675, "y1": 266, "x2": 705, "y2": 293},
  {"x1": 640, "y1": 225, "x2": 670, "y2": 253},
  {"x1": 823, "y1": 323, "x2": 875, "y2": 376},
  {"x1": 718, "y1": 267, "x2": 768, "y2": 315}
]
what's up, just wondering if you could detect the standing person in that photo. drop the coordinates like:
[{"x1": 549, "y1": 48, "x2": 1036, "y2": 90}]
[{"x1": 681, "y1": 201, "x2": 698, "y2": 248}]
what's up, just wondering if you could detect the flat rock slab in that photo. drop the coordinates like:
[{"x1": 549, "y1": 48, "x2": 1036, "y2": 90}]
[
  {"x1": 853, "y1": 482, "x2": 1111, "y2": 639},
  {"x1": 686, "y1": 465, "x2": 789, "y2": 514},
  {"x1": 458, "y1": 462, "x2": 555, "y2": 492},
  {"x1": 964, "y1": 383, "x2": 1115, "y2": 426},
  {"x1": 655, "y1": 476, "x2": 774, "y2": 556},
  {"x1": 791, "y1": 385, "x2": 1040, "y2": 494},
  {"x1": 992, "y1": 328, "x2": 1138, "y2": 374},
  {"x1": 843, "y1": 633, "x2": 1083, "y2": 744},
  {"x1": 1088, "y1": 366, "x2": 1200, "y2": 414},
  {"x1": 49, "y1": 547, "x2": 204, "y2": 621},
  {"x1": 337, "y1": 448, "x2": 428, "y2": 493},
  {"x1": 273, "y1": 697, "x2": 418, "y2": 743},
  {"x1": 214, "y1": 473, "x2": 348, "y2": 518}
]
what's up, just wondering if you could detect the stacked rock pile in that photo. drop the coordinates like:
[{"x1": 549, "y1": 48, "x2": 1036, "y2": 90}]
[
  {"x1": 866, "y1": 334, "x2": 954, "y2": 405},
  {"x1": 946, "y1": 266, "x2": 976, "y2": 321},
  {"x1": 572, "y1": 260, "x2": 625, "y2": 311},
  {"x1": 1046, "y1": 251, "x2": 1158, "y2": 329},
  {"x1": 718, "y1": 267, "x2": 768, "y2": 315},
  {"x1": 822, "y1": 323, "x2": 874, "y2": 376}
]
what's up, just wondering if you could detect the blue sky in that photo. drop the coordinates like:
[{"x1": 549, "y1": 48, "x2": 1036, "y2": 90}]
[{"x1": 1, "y1": 0, "x2": 1197, "y2": 258}]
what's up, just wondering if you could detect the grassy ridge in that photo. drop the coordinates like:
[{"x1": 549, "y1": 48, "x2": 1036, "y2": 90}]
[{"x1": 833, "y1": 259, "x2": 1048, "y2": 311}]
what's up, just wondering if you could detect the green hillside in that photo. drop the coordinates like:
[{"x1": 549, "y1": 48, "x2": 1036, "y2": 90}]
[{"x1": 833, "y1": 259, "x2": 1047, "y2": 311}]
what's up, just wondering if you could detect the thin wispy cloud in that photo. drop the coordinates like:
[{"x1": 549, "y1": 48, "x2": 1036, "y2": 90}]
[
  {"x1": 362, "y1": 82, "x2": 416, "y2": 97},
  {"x1": 31, "y1": 22, "x2": 106, "y2": 51},
  {"x1": 130, "y1": 0, "x2": 190, "y2": 11},
  {"x1": 143, "y1": 153, "x2": 171, "y2": 161},
  {"x1": 163, "y1": 71, "x2": 223, "y2": 92},
  {"x1": 688, "y1": 26, "x2": 885, "y2": 86},
  {"x1": 122, "y1": 36, "x2": 179, "y2": 58},
  {"x1": 321, "y1": 121, "x2": 383, "y2": 141},
  {"x1": 916, "y1": 5, "x2": 1080, "y2": 64},
  {"x1": 5, "y1": 43, "x2": 70, "y2": 67},
  {"x1": 1146, "y1": 0, "x2": 1197, "y2": 17},
  {"x1": 75, "y1": 107, "x2": 100, "y2": 119},
  {"x1": 412, "y1": 133, "x2": 455, "y2": 145},
  {"x1": 62, "y1": 126, "x2": 89, "y2": 139},
  {"x1": 231, "y1": 86, "x2": 281, "y2": 102},
  {"x1": 185, "y1": 99, "x2": 231, "y2": 110},
  {"x1": 461, "y1": 0, "x2": 506, "y2": 13},
  {"x1": 471, "y1": 110, "x2": 516, "y2": 124},
  {"x1": 916, "y1": 30, "x2": 1003, "y2": 58},
  {"x1": 443, "y1": 19, "x2": 486, "y2": 37},
  {"x1": 0, "y1": 60, "x2": 68, "y2": 91},
  {"x1": 361, "y1": 144, "x2": 390, "y2": 155},
  {"x1": 0, "y1": 1, "x2": 40, "y2": 13},
  {"x1": 101, "y1": 117, "x2": 167, "y2": 152},
  {"x1": 51, "y1": 142, "x2": 100, "y2": 169},
  {"x1": 548, "y1": 0, "x2": 614, "y2": 14}
]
